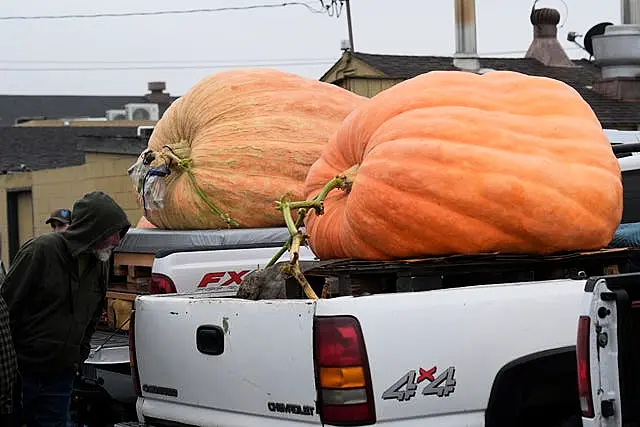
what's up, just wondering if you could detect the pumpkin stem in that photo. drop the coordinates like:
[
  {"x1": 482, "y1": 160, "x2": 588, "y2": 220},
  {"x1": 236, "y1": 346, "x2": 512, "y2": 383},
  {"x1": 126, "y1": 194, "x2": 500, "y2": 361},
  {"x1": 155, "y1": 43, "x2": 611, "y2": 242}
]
[
  {"x1": 158, "y1": 145, "x2": 240, "y2": 228},
  {"x1": 280, "y1": 233, "x2": 319, "y2": 300},
  {"x1": 266, "y1": 168, "x2": 356, "y2": 299}
]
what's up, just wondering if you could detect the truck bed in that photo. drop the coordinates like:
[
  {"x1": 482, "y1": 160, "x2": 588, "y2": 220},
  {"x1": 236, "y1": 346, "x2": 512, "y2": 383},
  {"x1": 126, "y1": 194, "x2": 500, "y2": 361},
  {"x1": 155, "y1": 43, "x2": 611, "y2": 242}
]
[
  {"x1": 133, "y1": 248, "x2": 640, "y2": 426},
  {"x1": 87, "y1": 330, "x2": 130, "y2": 366}
]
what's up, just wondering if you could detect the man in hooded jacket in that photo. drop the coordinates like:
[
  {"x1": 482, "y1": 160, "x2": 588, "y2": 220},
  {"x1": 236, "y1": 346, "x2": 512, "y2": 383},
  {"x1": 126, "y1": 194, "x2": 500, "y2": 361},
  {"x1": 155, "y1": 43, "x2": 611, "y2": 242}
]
[{"x1": 0, "y1": 191, "x2": 130, "y2": 426}]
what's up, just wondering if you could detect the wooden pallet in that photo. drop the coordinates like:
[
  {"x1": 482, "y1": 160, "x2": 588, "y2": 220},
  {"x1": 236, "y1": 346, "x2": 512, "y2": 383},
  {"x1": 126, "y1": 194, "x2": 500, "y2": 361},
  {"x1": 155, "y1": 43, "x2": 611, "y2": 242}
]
[
  {"x1": 111, "y1": 252, "x2": 153, "y2": 293},
  {"x1": 106, "y1": 252, "x2": 155, "y2": 330},
  {"x1": 284, "y1": 248, "x2": 640, "y2": 298}
]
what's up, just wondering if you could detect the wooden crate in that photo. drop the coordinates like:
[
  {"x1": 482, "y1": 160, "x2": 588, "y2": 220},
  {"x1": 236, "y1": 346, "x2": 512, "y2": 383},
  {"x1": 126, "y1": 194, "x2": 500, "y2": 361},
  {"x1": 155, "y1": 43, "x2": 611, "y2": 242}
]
[
  {"x1": 106, "y1": 290, "x2": 137, "y2": 331},
  {"x1": 105, "y1": 252, "x2": 155, "y2": 330},
  {"x1": 111, "y1": 252, "x2": 153, "y2": 294}
]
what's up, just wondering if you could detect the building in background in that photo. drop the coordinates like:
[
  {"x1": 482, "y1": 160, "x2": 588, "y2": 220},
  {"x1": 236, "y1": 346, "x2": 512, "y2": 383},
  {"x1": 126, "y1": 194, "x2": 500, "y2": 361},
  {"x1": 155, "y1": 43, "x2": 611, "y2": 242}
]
[
  {"x1": 321, "y1": 6, "x2": 640, "y2": 130},
  {"x1": 0, "y1": 81, "x2": 181, "y2": 265},
  {"x1": 0, "y1": 81, "x2": 177, "y2": 127},
  {"x1": 0, "y1": 125, "x2": 149, "y2": 265}
]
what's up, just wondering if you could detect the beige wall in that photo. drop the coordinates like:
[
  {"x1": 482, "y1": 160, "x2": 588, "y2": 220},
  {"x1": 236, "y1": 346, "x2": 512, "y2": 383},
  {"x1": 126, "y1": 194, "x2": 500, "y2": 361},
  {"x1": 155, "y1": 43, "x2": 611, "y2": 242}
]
[
  {"x1": 337, "y1": 77, "x2": 405, "y2": 98},
  {"x1": 0, "y1": 152, "x2": 142, "y2": 267}
]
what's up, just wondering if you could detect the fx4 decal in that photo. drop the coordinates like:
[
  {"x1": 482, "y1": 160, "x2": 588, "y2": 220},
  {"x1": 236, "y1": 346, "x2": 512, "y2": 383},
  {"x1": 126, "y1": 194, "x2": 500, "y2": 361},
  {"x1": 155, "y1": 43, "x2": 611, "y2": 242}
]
[
  {"x1": 382, "y1": 366, "x2": 456, "y2": 402},
  {"x1": 198, "y1": 270, "x2": 250, "y2": 288}
]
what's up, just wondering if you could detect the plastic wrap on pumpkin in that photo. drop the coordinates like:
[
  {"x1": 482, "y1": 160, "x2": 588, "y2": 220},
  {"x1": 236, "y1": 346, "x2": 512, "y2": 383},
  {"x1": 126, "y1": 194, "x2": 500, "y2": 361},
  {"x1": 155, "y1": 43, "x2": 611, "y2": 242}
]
[
  {"x1": 131, "y1": 68, "x2": 366, "y2": 229},
  {"x1": 303, "y1": 70, "x2": 623, "y2": 260}
]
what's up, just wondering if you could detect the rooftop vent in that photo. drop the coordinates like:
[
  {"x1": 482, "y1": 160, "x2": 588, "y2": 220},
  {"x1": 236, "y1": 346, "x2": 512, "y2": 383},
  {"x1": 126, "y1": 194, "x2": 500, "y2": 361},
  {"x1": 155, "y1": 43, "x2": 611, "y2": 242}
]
[{"x1": 524, "y1": 7, "x2": 576, "y2": 67}]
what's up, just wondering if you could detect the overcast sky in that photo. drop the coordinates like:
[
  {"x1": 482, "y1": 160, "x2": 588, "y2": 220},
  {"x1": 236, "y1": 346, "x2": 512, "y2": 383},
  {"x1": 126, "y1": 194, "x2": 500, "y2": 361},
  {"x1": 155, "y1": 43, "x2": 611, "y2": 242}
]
[{"x1": 0, "y1": 0, "x2": 621, "y2": 96}]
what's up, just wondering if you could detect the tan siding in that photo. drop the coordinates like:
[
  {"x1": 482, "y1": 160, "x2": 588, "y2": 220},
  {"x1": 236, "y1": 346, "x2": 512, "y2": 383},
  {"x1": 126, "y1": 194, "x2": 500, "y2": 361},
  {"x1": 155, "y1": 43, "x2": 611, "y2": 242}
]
[
  {"x1": 0, "y1": 153, "x2": 142, "y2": 266},
  {"x1": 320, "y1": 53, "x2": 386, "y2": 84},
  {"x1": 344, "y1": 77, "x2": 405, "y2": 98}
]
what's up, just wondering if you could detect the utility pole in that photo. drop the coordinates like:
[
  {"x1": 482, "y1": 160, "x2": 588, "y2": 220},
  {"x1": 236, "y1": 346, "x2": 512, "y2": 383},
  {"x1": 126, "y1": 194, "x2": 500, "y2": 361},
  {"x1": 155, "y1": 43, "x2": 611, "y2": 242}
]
[{"x1": 345, "y1": 0, "x2": 355, "y2": 51}]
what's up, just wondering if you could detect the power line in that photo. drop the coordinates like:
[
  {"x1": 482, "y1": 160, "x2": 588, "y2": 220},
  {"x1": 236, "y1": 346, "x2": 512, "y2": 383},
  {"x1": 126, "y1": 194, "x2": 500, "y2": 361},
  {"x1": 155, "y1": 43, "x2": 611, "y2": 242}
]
[
  {"x1": 0, "y1": 61, "x2": 335, "y2": 72},
  {"x1": 480, "y1": 46, "x2": 584, "y2": 55},
  {"x1": 318, "y1": 0, "x2": 354, "y2": 50},
  {"x1": 0, "y1": 48, "x2": 589, "y2": 69},
  {"x1": 0, "y1": 2, "x2": 324, "y2": 21},
  {"x1": 0, "y1": 57, "x2": 338, "y2": 65}
]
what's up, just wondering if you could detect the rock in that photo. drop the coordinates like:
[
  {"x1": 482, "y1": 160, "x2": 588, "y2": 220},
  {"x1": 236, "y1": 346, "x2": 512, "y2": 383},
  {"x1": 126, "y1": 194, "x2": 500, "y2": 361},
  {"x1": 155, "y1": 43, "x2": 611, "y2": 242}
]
[{"x1": 236, "y1": 263, "x2": 291, "y2": 300}]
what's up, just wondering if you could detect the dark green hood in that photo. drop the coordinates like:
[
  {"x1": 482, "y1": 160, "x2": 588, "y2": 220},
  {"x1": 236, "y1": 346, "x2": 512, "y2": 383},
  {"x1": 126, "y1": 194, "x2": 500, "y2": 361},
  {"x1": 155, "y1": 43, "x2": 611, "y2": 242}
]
[{"x1": 62, "y1": 191, "x2": 130, "y2": 257}]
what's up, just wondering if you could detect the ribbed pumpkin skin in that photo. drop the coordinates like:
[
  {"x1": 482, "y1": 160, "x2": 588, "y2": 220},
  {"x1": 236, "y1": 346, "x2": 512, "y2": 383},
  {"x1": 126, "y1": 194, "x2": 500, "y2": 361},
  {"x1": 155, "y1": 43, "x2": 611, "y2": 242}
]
[
  {"x1": 144, "y1": 68, "x2": 366, "y2": 229},
  {"x1": 304, "y1": 70, "x2": 623, "y2": 260}
]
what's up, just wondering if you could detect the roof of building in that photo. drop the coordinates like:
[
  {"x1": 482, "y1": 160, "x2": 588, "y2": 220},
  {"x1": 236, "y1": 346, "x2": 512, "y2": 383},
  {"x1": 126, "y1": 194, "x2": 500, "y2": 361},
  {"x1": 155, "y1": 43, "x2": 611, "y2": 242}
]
[
  {"x1": 0, "y1": 126, "x2": 147, "y2": 173},
  {"x1": 328, "y1": 52, "x2": 640, "y2": 126},
  {"x1": 0, "y1": 94, "x2": 179, "y2": 127}
]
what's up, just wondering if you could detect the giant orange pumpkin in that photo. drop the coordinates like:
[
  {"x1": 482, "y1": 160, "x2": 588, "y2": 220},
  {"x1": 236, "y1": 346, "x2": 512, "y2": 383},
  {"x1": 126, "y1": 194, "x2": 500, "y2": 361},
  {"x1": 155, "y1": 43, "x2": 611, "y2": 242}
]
[
  {"x1": 136, "y1": 216, "x2": 156, "y2": 229},
  {"x1": 304, "y1": 70, "x2": 623, "y2": 260},
  {"x1": 140, "y1": 68, "x2": 366, "y2": 229}
]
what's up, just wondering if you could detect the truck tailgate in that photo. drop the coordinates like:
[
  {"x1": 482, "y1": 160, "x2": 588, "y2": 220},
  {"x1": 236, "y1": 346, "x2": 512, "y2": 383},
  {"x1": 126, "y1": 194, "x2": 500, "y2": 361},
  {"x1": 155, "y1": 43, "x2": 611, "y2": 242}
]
[
  {"x1": 580, "y1": 274, "x2": 640, "y2": 427},
  {"x1": 135, "y1": 294, "x2": 321, "y2": 425},
  {"x1": 316, "y1": 279, "x2": 585, "y2": 424}
]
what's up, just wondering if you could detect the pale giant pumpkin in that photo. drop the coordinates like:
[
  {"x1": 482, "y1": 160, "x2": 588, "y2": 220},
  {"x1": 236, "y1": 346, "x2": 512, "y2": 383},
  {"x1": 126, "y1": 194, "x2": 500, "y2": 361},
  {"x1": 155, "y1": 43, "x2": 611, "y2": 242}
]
[
  {"x1": 304, "y1": 70, "x2": 623, "y2": 260},
  {"x1": 141, "y1": 68, "x2": 366, "y2": 229}
]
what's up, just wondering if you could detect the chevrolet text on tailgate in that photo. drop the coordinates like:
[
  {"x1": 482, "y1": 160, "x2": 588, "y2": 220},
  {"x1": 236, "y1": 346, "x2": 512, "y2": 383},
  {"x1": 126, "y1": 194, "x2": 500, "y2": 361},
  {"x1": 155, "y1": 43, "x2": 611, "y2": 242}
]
[{"x1": 130, "y1": 248, "x2": 640, "y2": 427}]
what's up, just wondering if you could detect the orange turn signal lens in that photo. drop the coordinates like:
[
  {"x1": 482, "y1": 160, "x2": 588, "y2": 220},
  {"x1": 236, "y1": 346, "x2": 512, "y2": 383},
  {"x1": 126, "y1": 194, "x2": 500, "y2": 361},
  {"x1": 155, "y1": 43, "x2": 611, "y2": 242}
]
[{"x1": 319, "y1": 366, "x2": 366, "y2": 389}]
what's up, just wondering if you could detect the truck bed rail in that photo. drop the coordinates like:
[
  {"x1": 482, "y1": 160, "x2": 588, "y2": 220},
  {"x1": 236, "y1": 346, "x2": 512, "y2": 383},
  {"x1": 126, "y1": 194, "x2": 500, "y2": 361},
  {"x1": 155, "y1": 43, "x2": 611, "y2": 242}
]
[{"x1": 290, "y1": 248, "x2": 640, "y2": 297}]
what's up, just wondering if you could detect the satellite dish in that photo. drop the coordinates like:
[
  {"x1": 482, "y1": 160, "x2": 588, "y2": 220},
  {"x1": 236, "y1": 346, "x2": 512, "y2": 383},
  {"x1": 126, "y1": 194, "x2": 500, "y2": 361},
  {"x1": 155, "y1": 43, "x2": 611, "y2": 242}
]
[{"x1": 584, "y1": 22, "x2": 613, "y2": 56}]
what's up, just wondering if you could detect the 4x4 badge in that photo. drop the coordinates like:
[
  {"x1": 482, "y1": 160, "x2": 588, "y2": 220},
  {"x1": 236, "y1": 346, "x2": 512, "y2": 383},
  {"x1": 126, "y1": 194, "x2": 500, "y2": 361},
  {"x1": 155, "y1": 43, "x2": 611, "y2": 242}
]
[{"x1": 381, "y1": 366, "x2": 457, "y2": 402}]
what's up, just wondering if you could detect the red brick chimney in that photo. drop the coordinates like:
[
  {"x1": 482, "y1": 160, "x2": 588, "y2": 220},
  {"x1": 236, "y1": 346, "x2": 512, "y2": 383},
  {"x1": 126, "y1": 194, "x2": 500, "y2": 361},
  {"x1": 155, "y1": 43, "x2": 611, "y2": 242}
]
[{"x1": 524, "y1": 8, "x2": 576, "y2": 68}]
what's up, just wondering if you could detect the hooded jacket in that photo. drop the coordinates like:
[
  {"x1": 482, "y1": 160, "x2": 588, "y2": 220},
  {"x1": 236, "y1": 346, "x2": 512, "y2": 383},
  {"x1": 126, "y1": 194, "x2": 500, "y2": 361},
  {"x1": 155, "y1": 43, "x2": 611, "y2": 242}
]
[{"x1": 0, "y1": 191, "x2": 130, "y2": 374}]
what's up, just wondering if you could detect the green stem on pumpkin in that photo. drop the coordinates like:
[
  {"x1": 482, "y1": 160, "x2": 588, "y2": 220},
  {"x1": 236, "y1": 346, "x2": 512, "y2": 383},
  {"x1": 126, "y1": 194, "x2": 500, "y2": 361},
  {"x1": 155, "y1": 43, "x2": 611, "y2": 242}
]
[
  {"x1": 280, "y1": 198, "x2": 299, "y2": 236},
  {"x1": 265, "y1": 168, "x2": 357, "y2": 296},
  {"x1": 264, "y1": 207, "x2": 309, "y2": 268},
  {"x1": 161, "y1": 146, "x2": 239, "y2": 228},
  {"x1": 280, "y1": 233, "x2": 318, "y2": 300},
  {"x1": 184, "y1": 170, "x2": 240, "y2": 227},
  {"x1": 266, "y1": 244, "x2": 289, "y2": 269}
]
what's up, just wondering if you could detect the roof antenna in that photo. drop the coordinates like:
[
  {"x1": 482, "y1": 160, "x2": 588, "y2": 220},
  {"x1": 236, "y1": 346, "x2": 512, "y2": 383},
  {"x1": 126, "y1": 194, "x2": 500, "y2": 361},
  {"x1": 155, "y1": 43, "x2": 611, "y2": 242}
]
[{"x1": 567, "y1": 22, "x2": 613, "y2": 59}]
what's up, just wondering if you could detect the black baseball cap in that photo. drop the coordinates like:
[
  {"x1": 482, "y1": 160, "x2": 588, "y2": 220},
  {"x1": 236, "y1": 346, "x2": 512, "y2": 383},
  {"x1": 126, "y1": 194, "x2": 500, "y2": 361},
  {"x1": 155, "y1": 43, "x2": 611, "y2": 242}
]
[{"x1": 45, "y1": 208, "x2": 72, "y2": 225}]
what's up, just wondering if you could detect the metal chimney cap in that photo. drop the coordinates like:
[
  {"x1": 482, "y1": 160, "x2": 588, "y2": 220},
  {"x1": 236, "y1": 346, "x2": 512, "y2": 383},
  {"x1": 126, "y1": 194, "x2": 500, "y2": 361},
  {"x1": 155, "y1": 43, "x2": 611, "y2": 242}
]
[
  {"x1": 530, "y1": 8, "x2": 560, "y2": 26},
  {"x1": 604, "y1": 24, "x2": 640, "y2": 35},
  {"x1": 148, "y1": 81, "x2": 166, "y2": 92}
]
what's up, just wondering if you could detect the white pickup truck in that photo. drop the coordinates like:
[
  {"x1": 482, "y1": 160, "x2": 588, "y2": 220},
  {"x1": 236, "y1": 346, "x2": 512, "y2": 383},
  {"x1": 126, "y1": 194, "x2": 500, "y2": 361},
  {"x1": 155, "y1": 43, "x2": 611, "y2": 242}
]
[
  {"x1": 126, "y1": 135, "x2": 640, "y2": 427},
  {"x1": 75, "y1": 227, "x2": 315, "y2": 425},
  {"x1": 130, "y1": 248, "x2": 640, "y2": 427}
]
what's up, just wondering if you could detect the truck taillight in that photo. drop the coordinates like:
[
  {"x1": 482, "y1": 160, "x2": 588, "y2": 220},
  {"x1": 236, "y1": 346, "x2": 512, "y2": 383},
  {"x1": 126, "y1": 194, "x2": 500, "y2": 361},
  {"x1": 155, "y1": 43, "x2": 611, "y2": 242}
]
[
  {"x1": 148, "y1": 273, "x2": 177, "y2": 294},
  {"x1": 577, "y1": 315, "x2": 594, "y2": 418},
  {"x1": 313, "y1": 316, "x2": 376, "y2": 426},
  {"x1": 129, "y1": 300, "x2": 142, "y2": 396}
]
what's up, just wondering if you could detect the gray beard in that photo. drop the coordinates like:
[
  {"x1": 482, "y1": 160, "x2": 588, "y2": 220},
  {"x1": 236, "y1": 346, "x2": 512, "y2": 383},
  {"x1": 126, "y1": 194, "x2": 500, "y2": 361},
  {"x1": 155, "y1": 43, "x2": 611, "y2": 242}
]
[{"x1": 93, "y1": 249, "x2": 112, "y2": 262}]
